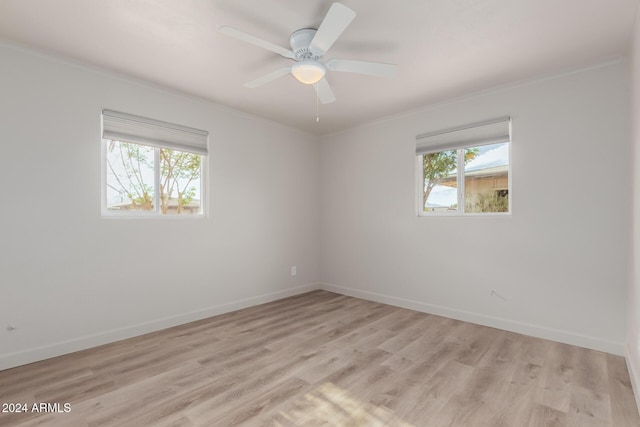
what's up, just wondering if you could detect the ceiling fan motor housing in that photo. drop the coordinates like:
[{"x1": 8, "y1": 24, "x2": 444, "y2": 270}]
[{"x1": 290, "y1": 28, "x2": 321, "y2": 60}]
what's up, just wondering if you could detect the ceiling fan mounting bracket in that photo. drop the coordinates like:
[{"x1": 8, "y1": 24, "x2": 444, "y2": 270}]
[{"x1": 290, "y1": 28, "x2": 321, "y2": 61}]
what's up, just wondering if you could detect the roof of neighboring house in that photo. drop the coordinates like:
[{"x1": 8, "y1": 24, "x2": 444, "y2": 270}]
[{"x1": 438, "y1": 165, "x2": 508, "y2": 187}]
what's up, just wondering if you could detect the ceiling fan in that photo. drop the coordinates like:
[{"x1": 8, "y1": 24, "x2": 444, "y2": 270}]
[{"x1": 219, "y1": 2, "x2": 397, "y2": 104}]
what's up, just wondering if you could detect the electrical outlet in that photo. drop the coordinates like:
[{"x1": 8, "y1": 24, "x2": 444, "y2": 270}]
[{"x1": 290, "y1": 266, "x2": 297, "y2": 276}]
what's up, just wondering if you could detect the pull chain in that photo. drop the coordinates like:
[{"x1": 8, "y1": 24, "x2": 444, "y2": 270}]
[{"x1": 315, "y1": 82, "x2": 320, "y2": 123}]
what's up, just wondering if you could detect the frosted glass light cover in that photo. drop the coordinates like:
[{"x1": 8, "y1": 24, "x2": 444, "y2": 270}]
[{"x1": 291, "y1": 61, "x2": 326, "y2": 84}]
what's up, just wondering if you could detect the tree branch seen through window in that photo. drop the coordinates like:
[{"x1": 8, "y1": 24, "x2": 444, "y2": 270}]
[{"x1": 105, "y1": 140, "x2": 202, "y2": 215}]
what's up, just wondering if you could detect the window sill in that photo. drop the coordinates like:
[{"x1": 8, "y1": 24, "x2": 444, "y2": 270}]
[
  {"x1": 417, "y1": 211, "x2": 511, "y2": 218},
  {"x1": 101, "y1": 212, "x2": 207, "y2": 220}
]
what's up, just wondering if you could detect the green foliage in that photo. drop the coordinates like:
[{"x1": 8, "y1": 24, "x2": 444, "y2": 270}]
[
  {"x1": 422, "y1": 148, "x2": 478, "y2": 209},
  {"x1": 466, "y1": 191, "x2": 509, "y2": 213},
  {"x1": 423, "y1": 150, "x2": 457, "y2": 183},
  {"x1": 106, "y1": 140, "x2": 201, "y2": 214},
  {"x1": 106, "y1": 141, "x2": 155, "y2": 210},
  {"x1": 159, "y1": 149, "x2": 201, "y2": 214}
]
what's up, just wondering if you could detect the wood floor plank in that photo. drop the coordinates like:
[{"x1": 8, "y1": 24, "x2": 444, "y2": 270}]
[
  {"x1": 453, "y1": 325, "x2": 502, "y2": 367},
  {"x1": 568, "y1": 385, "x2": 612, "y2": 424},
  {"x1": 526, "y1": 404, "x2": 567, "y2": 427},
  {"x1": 376, "y1": 315, "x2": 435, "y2": 354},
  {"x1": 394, "y1": 316, "x2": 463, "y2": 362},
  {"x1": 606, "y1": 353, "x2": 640, "y2": 425},
  {"x1": 0, "y1": 290, "x2": 638, "y2": 426},
  {"x1": 397, "y1": 359, "x2": 474, "y2": 422},
  {"x1": 534, "y1": 342, "x2": 577, "y2": 413},
  {"x1": 573, "y1": 348, "x2": 609, "y2": 395}
]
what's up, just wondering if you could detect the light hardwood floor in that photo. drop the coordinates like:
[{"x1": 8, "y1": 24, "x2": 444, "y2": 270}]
[{"x1": 0, "y1": 290, "x2": 638, "y2": 426}]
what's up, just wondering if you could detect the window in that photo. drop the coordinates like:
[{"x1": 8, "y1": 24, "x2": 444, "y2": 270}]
[
  {"x1": 102, "y1": 110, "x2": 208, "y2": 216},
  {"x1": 416, "y1": 117, "x2": 510, "y2": 215}
]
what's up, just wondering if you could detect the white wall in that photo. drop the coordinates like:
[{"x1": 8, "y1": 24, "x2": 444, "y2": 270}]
[
  {"x1": 319, "y1": 61, "x2": 630, "y2": 355},
  {"x1": 628, "y1": 2, "x2": 640, "y2": 411},
  {"x1": 0, "y1": 43, "x2": 320, "y2": 370},
  {"x1": 0, "y1": 38, "x2": 633, "y2": 372}
]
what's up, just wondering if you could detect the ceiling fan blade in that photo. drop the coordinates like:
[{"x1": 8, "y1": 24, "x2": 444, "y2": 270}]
[
  {"x1": 309, "y1": 3, "x2": 356, "y2": 56},
  {"x1": 243, "y1": 67, "x2": 291, "y2": 88},
  {"x1": 219, "y1": 26, "x2": 295, "y2": 60},
  {"x1": 314, "y1": 78, "x2": 336, "y2": 104},
  {"x1": 326, "y1": 59, "x2": 397, "y2": 77}
]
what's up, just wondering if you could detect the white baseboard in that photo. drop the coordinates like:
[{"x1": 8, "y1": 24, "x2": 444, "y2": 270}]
[
  {"x1": 627, "y1": 344, "x2": 640, "y2": 415},
  {"x1": 0, "y1": 283, "x2": 319, "y2": 371},
  {"x1": 2, "y1": 282, "x2": 626, "y2": 371},
  {"x1": 319, "y1": 283, "x2": 625, "y2": 356}
]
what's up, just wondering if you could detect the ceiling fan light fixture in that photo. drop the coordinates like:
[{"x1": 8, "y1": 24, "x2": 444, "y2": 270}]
[{"x1": 291, "y1": 61, "x2": 326, "y2": 85}]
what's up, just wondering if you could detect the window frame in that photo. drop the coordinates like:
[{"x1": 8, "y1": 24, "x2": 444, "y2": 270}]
[
  {"x1": 100, "y1": 110, "x2": 208, "y2": 219},
  {"x1": 416, "y1": 127, "x2": 512, "y2": 218}
]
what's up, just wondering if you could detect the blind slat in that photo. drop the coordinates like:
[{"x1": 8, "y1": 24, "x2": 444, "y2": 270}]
[
  {"x1": 416, "y1": 117, "x2": 510, "y2": 155},
  {"x1": 102, "y1": 109, "x2": 208, "y2": 155}
]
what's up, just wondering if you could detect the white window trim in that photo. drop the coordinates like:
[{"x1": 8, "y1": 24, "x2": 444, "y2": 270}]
[
  {"x1": 101, "y1": 109, "x2": 208, "y2": 219},
  {"x1": 101, "y1": 140, "x2": 208, "y2": 219},
  {"x1": 416, "y1": 120, "x2": 512, "y2": 217}
]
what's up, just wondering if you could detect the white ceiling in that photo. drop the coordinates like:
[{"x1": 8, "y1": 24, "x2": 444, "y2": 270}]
[{"x1": 0, "y1": 0, "x2": 637, "y2": 135}]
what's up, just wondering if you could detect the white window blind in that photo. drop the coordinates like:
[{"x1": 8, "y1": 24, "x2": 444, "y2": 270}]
[
  {"x1": 416, "y1": 117, "x2": 510, "y2": 155},
  {"x1": 102, "y1": 109, "x2": 209, "y2": 155}
]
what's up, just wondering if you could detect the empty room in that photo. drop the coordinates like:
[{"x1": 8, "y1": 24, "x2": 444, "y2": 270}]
[{"x1": 2, "y1": 0, "x2": 640, "y2": 425}]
